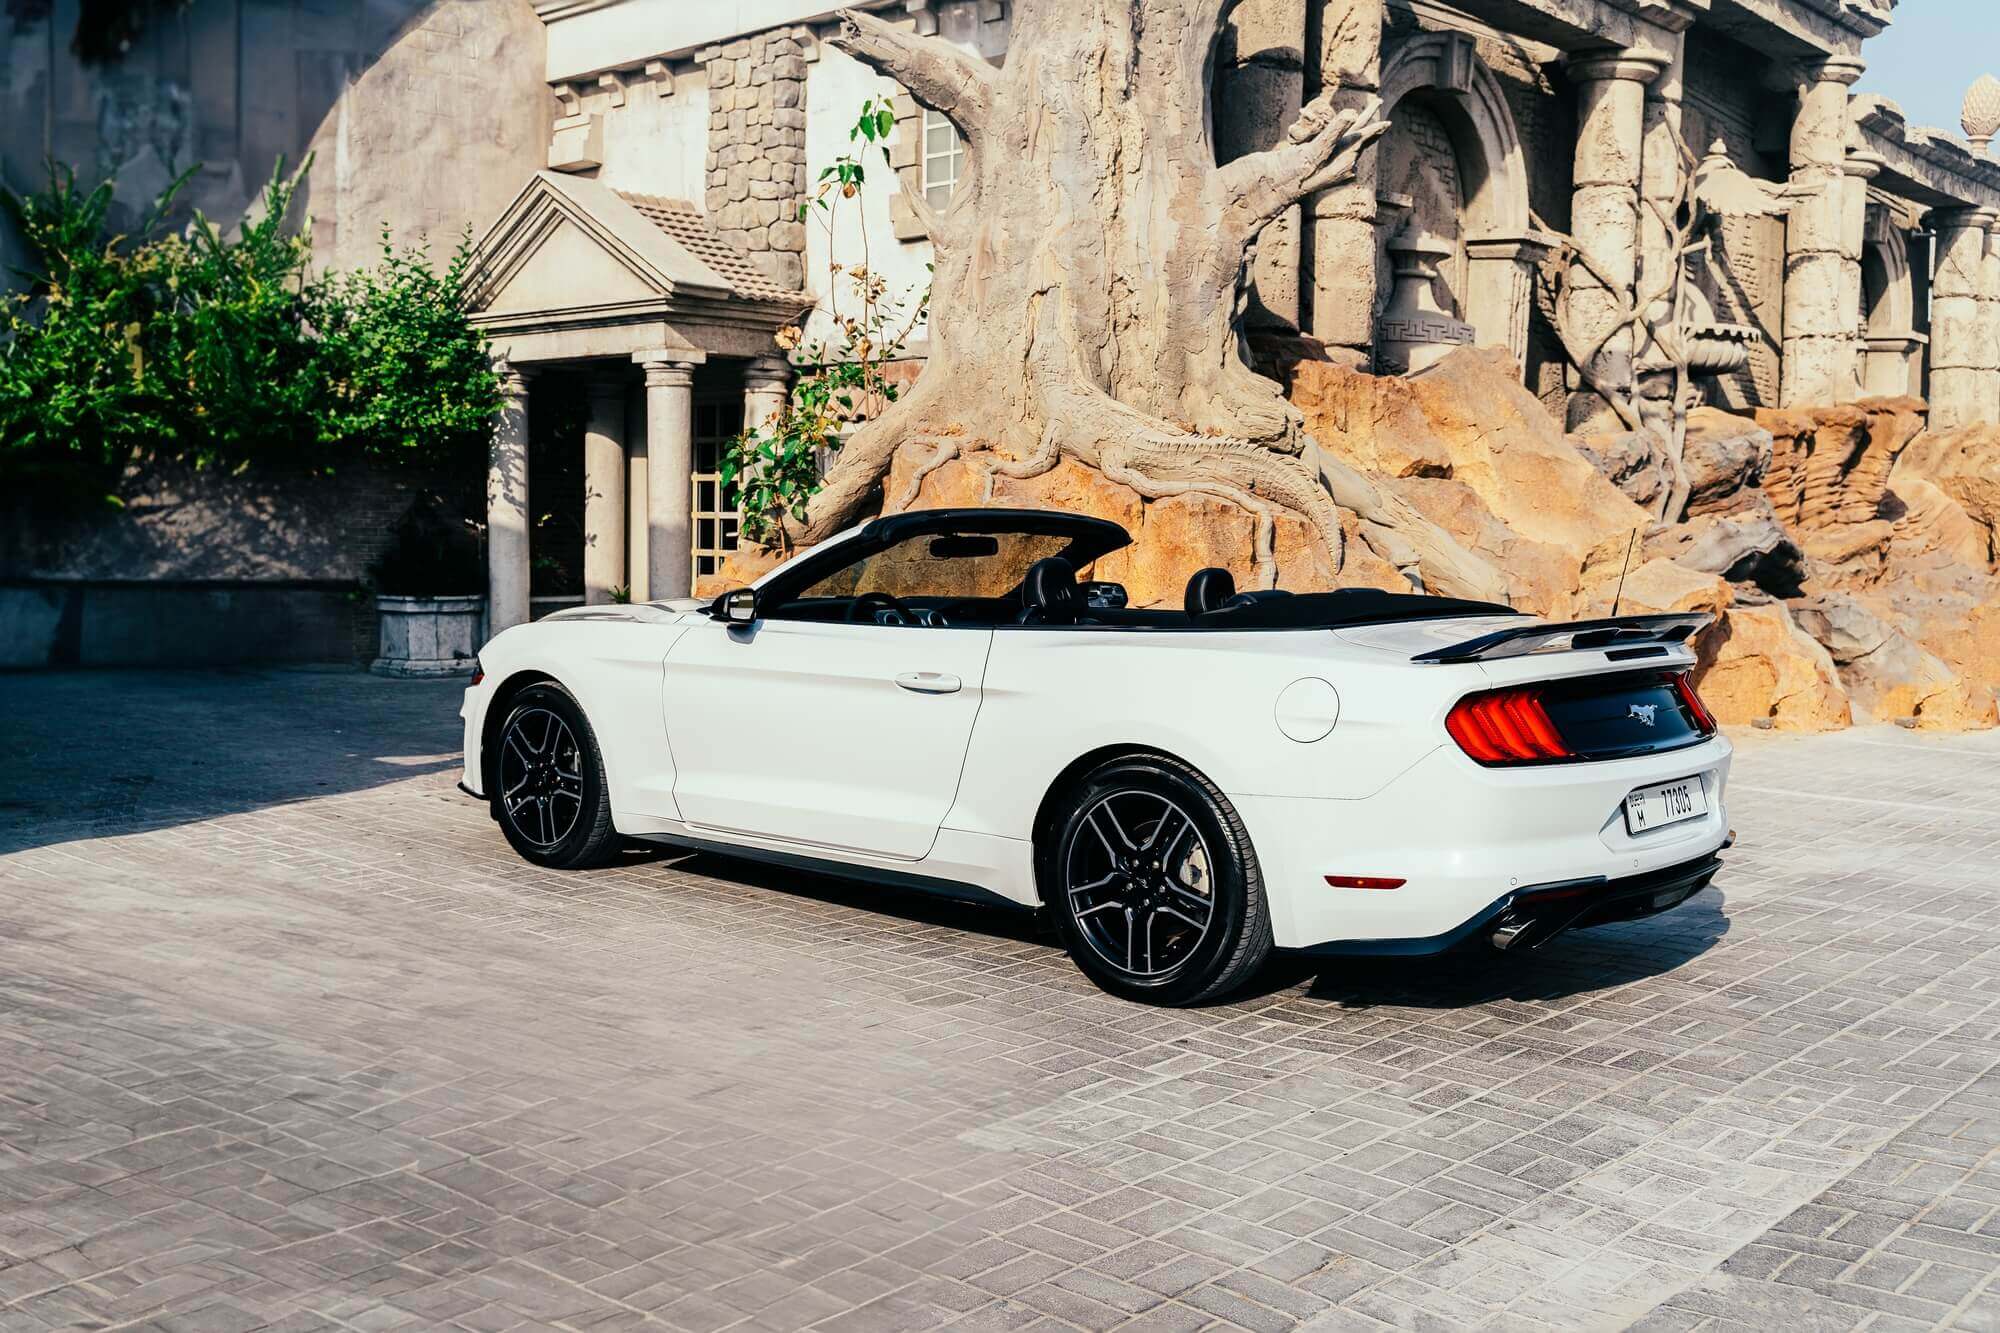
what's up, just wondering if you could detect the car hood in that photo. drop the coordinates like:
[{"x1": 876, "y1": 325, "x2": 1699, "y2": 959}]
[{"x1": 539, "y1": 602, "x2": 694, "y2": 625}]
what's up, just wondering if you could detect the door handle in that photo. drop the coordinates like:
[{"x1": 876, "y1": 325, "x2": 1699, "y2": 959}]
[{"x1": 895, "y1": 671, "x2": 962, "y2": 694}]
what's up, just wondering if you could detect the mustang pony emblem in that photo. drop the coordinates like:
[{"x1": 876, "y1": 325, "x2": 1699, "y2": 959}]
[{"x1": 1628, "y1": 703, "x2": 1659, "y2": 727}]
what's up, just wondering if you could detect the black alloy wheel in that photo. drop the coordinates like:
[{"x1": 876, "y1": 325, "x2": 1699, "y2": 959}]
[
  {"x1": 1048, "y1": 755, "x2": 1271, "y2": 1005},
  {"x1": 492, "y1": 683, "x2": 618, "y2": 868}
]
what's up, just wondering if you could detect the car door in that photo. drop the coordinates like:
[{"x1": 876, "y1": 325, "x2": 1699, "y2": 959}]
[{"x1": 662, "y1": 614, "x2": 993, "y2": 860}]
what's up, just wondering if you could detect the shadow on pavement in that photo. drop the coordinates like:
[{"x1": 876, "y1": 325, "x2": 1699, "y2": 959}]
[
  {"x1": 620, "y1": 841, "x2": 1050, "y2": 945},
  {"x1": 0, "y1": 667, "x2": 465, "y2": 855},
  {"x1": 622, "y1": 838, "x2": 1729, "y2": 1010}
]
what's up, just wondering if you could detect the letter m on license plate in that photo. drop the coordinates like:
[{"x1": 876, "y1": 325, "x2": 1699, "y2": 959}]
[{"x1": 1624, "y1": 777, "x2": 1707, "y2": 834}]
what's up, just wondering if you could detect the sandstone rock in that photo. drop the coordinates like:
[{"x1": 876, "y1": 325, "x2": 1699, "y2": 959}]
[
  {"x1": 1399, "y1": 350, "x2": 1650, "y2": 564},
  {"x1": 1889, "y1": 475, "x2": 1993, "y2": 571},
  {"x1": 1757, "y1": 397, "x2": 1926, "y2": 580},
  {"x1": 1579, "y1": 558, "x2": 1732, "y2": 621},
  {"x1": 1895, "y1": 424, "x2": 2000, "y2": 566},
  {"x1": 1682, "y1": 407, "x2": 1773, "y2": 518},
  {"x1": 1873, "y1": 576, "x2": 2000, "y2": 691},
  {"x1": 1571, "y1": 428, "x2": 1671, "y2": 513},
  {"x1": 1395, "y1": 477, "x2": 1580, "y2": 619},
  {"x1": 1790, "y1": 591, "x2": 1998, "y2": 729},
  {"x1": 1291, "y1": 348, "x2": 1648, "y2": 614},
  {"x1": 1646, "y1": 503, "x2": 1805, "y2": 595},
  {"x1": 1287, "y1": 356, "x2": 1452, "y2": 479},
  {"x1": 1695, "y1": 601, "x2": 1851, "y2": 732}
]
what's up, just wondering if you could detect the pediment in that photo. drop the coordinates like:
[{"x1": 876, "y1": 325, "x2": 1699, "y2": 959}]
[{"x1": 481, "y1": 214, "x2": 663, "y2": 316}]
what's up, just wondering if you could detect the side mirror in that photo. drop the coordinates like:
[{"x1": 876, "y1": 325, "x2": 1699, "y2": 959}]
[{"x1": 715, "y1": 587, "x2": 758, "y2": 624}]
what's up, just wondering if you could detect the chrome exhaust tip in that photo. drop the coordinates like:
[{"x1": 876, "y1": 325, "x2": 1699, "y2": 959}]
[{"x1": 1490, "y1": 915, "x2": 1531, "y2": 952}]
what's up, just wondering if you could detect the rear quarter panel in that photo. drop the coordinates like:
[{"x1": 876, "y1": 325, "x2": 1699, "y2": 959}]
[{"x1": 945, "y1": 627, "x2": 1488, "y2": 842}]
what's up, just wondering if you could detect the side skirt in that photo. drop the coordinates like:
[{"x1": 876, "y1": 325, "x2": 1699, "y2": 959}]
[{"x1": 630, "y1": 832, "x2": 1032, "y2": 914}]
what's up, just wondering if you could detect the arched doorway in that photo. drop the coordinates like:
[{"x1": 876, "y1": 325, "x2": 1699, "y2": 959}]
[
  {"x1": 1860, "y1": 210, "x2": 1924, "y2": 398},
  {"x1": 1373, "y1": 34, "x2": 1537, "y2": 370}
]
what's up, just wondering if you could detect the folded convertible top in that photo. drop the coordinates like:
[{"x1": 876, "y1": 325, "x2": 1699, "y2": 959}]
[{"x1": 1197, "y1": 588, "x2": 1516, "y2": 630}]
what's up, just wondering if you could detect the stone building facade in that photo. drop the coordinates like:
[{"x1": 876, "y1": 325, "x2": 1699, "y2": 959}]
[
  {"x1": 8, "y1": 0, "x2": 2000, "y2": 662},
  {"x1": 1, "y1": 0, "x2": 551, "y2": 665}
]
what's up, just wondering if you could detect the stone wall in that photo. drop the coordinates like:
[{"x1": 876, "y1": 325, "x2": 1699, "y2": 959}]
[
  {"x1": 702, "y1": 29, "x2": 810, "y2": 290},
  {"x1": 0, "y1": 459, "x2": 462, "y2": 666},
  {"x1": 1, "y1": 0, "x2": 550, "y2": 282}
]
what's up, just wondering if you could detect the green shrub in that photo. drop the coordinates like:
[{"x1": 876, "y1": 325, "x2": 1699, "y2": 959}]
[{"x1": 0, "y1": 159, "x2": 499, "y2": 507}]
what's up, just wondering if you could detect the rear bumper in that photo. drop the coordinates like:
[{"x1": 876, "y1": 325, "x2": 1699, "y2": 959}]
[
  {"x1": 1233, "y1": 734, "x2": 1732, "y2": 950},
  {"x1": 1292, "y1": 852, "x2": 1722, "y2": 958}
]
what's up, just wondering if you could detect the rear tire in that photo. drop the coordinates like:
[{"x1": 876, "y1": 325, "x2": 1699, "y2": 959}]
[
  {"x1": 491, "y1": 683, "x2": 619, "y2": 869},
  {"x1": 1046, "y1": 755, "x2": 1272, "y2": 1006}
]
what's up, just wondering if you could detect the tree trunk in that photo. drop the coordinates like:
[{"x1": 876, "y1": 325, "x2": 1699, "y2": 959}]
[{"x1": 798, "y1": 0, "x2": 1504, "y2": 600}]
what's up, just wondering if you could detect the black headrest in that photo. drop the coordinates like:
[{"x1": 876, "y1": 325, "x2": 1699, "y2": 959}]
[
  {"x1": 1184, "y1": 567, "x2": 1236, "y2": 618},
  {"x1": 1022, "y1": 556, "x2": 1081, "y2": 622}
]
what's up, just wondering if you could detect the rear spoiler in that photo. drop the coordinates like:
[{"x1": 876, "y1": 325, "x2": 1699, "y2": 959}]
[{"x1": 1411, "y1": 613, "x2": 1711, "y2": 664}]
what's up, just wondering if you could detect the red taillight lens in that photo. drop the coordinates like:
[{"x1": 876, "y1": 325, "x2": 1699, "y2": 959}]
[
  {"x1": 1672, "y1": 670, "x2": 1716, "y2": 734},
  {"x1": 1446, "y1": 686, "x2": 1574, "y2": 765}
]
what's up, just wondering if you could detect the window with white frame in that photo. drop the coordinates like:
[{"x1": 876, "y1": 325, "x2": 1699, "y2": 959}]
[
  {"x1": 921, "y1": 107, "x2": 965, "y2": 210},
  {"x1": 690, "y1": 397, "x2": 745, "y2": 584}
]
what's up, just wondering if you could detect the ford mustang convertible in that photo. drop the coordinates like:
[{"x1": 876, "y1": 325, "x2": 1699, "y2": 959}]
[{"x1": 460, "y1": 507, "x2": 1731, "y2": 1005}]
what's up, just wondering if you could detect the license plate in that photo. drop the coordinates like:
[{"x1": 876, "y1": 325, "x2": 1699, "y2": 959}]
[{"x1": 1624, "y1": 777, "x2": 1707, "y2": 834}]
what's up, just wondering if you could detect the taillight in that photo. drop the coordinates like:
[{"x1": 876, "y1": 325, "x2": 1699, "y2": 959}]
[
  {"x1": 1672, "y1": 670, "x2": 1716, "y2": 734},
  {"x1": 1446, "y1": 686, "x2": 1574, "y2": 765},
  {"x1": 469, "y1": 658, "x2": 484, "y2": 687}
]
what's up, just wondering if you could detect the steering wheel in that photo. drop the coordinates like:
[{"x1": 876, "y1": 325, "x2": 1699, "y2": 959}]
[{"x1": 847, "y1": 590, "x2": 915, "y2": 625}]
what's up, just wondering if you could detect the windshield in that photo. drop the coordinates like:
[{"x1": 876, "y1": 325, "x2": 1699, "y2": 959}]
[{"x1": 793, "y1": 531, "x2": 1080, "y2": 603}]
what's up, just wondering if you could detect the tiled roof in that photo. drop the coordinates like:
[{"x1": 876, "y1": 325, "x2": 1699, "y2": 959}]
[{"x1": 616, "y1": 192, "x2": 801, "y2": 304}]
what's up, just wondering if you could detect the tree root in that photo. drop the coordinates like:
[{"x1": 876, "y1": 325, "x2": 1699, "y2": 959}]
[
  {"x1": 1100, "y1": 445, "x2": 1281, "y2": 588},
  {"x1": 887, "y1": 439, "x2": 960, "y2": 513}
]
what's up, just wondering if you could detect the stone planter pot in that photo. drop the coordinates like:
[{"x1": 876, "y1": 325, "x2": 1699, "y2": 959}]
[{"x1": 371, "y1": 595, "x2": 484, "y2": 677}]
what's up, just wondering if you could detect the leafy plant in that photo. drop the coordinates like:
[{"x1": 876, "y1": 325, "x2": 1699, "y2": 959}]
[
  {"x1": 312, "y1": 228, "x2": 501, "y2": 473},
  {"x1": 0, "y1": 164, "x2": 188, "y2": 503},
  {"x1": 722, "y1": 98, "x2": 931, "y2": 546},
  {"x1": 0, "y1": 157, "x2": 500, "y2": 507}
]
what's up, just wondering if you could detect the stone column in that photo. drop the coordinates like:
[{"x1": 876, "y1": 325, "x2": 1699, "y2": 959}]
[
  {"x1": 1984, "y1": 217, "x2": 2000, "y2": 422},
  {"x1": 1929, "y1": 208, "x2": 1994, "y2": 429},
  {"x1": 582, "y1": 370, "x2": 627, "y2": 605},
  {"x1": 637, "y1": 351, "x2": 702, "y2": 600},
  {"x1": 1635, "y1": 31, "x2": 1688, "y2": 431},
  {"x1": 1563, "y1": 50, "x2": 1667, "y2": 430},
  {"x1": 1836, "y1": 150, "x2": 1886, "y2": 404},
  {"x1": 487, "y1": 364, "x2": 533, "y2": 637},
  {"x1": 1779, "y1": 56, "x2": 1866, "y2": 407},
  {"x1": 1305, "y1": 0, "x2": 1383, "y2": 361},
  {"x1": 742, "y1": 355, "x2": 794, "y2": 433},
  {"x1": 625, "y1": 384, "x2": 650, "y2": 603}
]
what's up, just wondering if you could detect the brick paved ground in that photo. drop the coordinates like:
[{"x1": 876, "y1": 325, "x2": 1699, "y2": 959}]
[{"x1": 2, "y1": 668, "x2": 1997, "y2": 1333}]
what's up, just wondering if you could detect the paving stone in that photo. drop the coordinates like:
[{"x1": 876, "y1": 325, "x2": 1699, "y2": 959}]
[{"x1": 4, "y1": 671, "x2": 2000, "y2": 1330}]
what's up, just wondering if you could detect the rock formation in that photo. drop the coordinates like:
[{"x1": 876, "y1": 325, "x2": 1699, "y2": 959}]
[{"x1": 730, "y1": 336, "x2": 1997, "y2": 733}]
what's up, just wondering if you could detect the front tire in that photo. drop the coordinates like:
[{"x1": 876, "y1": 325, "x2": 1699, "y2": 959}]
[
  {"x1": 491, "y1": 683, "x2": 618, "y2": 869},
  {"x1": 1047, "y1": 755, "x2": 1272, "y2": 1006}
]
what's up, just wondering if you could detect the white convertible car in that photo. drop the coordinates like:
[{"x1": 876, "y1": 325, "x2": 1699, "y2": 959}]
[{"x1": 460, "y1": 507, "x2": 1731, "y2": 1005}]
